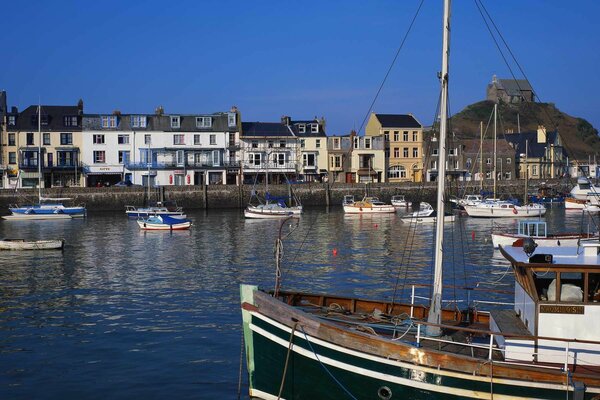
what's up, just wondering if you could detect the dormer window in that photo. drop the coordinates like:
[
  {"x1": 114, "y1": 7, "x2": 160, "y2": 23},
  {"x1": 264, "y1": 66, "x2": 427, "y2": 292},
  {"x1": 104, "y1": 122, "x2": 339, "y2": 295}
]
[
  {"x1": 298, "y1": 124, "x2": 306, "y2": 134},
  {"x1": 171, "y1": 116, "x2": 181, "y2": 128},
  {"x1": 228, "y1": 112, "x2": 236, "y2": 127},
  {"x1": 64, "y1": 116, "x2": 78, "y2": 127},
  {"x1": 196, "y1": 116, "x2": 212, "y2": 128},
  {"x1": 364, "y1": 138, "x2": 371, "y2": 149},
  {"x1": 131, "y1": 115, "x2": 147, "y2": 128},
  {"x1": 311, "y1": 124, "x2": 318, "y2": 133},
  {"x1": 333, "y1": 138, "x2": 340, "y2": 149},
  {"x1": 101, "y1": 116, "x2": 117, "y2": 128},
  {"x1": 8, "y1": 116, "x2": 16, "y2": 125}
]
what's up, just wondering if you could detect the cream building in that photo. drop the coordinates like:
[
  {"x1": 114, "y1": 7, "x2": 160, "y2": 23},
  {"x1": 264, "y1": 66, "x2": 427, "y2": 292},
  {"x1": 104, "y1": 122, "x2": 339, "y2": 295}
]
[{"x1": 350, "y1": 132, "x2": 386, "y2": 183}]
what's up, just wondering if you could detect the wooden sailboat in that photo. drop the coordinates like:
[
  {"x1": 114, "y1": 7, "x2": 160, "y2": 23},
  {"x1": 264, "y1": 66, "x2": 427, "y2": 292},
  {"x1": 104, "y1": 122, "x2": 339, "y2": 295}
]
[{"x1": 239, "y1": 2, "x2": 600, "y2": 398}]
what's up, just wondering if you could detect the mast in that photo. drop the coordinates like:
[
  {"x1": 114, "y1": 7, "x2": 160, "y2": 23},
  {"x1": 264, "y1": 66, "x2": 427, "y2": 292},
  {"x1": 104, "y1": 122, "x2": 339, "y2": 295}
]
[
  {"x1": 493, "y1": 103, "x2": 497, "y2": 198},
  {"x1": 479, "y1": 121, "x2": 483, "y2": 191},
  {"x1": 524, "y1": 139, "x2": 528, "y2": 204},
  {"x1": 147, "y1": 137, "x2": 151, "y2": 203},
  {"x1": 38, "y1": 104, "x2": 42, "y2": 201},
  {"x1": 426, "y1": 0, "x2": 451, "y2": 337}
]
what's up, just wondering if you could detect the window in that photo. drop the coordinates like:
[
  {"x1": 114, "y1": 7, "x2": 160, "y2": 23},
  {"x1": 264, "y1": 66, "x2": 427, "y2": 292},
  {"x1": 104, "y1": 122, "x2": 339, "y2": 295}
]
[
  {"x1": 333, "y1": 138, "x2": 340, "y2": 149},
  {"x1": 486, "y1": 171, "x2": 491, "y2": 179},
  {"x1": 384, "y1": 132, "x2": 389, "y2": 142},
  {"x1": 118, "y1": 134, "x2": 130, "y2": 144},
  {"x1": 388, "y1": 165, "x2": 407, "y2": 179},
  {"x1": 532, "y1": 165, "x2": 538, "y2": 176},
  {"x1": 195, "y1": 116, "x2": 211, "y2": 128},
  {"x1": 316, "y1": 139, "x2": 321, "y2": 148},
  {"x1": 486, "y1": 157, "x2": 492, "y2": 165},
  {"x1": 432, "y1": 148, "x2": 438, "y2": 156},
  {"x1": 311, "y1": 124, "x2": 318, "y2": 133},
  {"x1": 174, "y1": 134, "x2": 185, "y2": 145},
  {"x1": 194, "y1": 135, "x2": 201, "y2": 145},
  {"x1": 393, "y1": 147, "x2": 399, "y2": 157},
  {"x1": 118, "y1": 151, "x2": 130, "y2": 164},
  {"x1": 210, "y1": 134, "x2": 216, "y2": 145},
  {"x1": 57, "y1": 151, "x2": 73, "y2": 167},
  {"x1": 333, "y1": 155, "x2": 341, "y2": 168},
  {"x1": 228, "y1": 132, "x2": 236, "y2": 146},
  {"x1": 93, "y1": 134, "x2": 105, "y2": 144},
  {"x1": 431, "y1": 160, "x2": 437, "y2": 170},
  {"x1": 144, "y1": 134, "x2": 151, "y2": 145},
  {"x1": 364, "y1": 138, "x2": 371, "y2": 149},
  {"x1": 413, "y1": 131, "x2": 418, "y2": 141},
  {"x1": 274, "y1": 153, "x2": 286, "y2": 165},
  {"x1": 454, "y1": 160, "x2": 459, "y2": 169},
  {"x1": 403, "y1": 147, "x2": 409, "y2": 157},
  {"x1": 101, "y1": 116, "x2": 117, "y2": 128},
  {"x1": 300, "y1": 139, "x2": 305, "y2": 148},
  {"x1": 298, "y1": 124, "x2": 306, "y2": 134},
  {"x1": 64, "y1": 116, "x2": 78, "y2": 127},
  {"x1": 268, "y1": 140, "x2": 274, "y2": 148},
  {"x1": 8, "y1": 152, "x2": 16, "y2": 164},
  {"x1": 251, "y1": 140, "x2": 258, "y2": 148},
  {"x1": 448, "y1": 148, "x2": 456, "y2": 156},
  {"x1": 466, "y1": 158, "x2": 472, "y2": 168},
  {"x1": 504, "y1": 172, "x2": 511, "y2": 180},
  {"x1": 353, "y1": 137, "x2": 359, "y2": 149},
  {"x1": 385, "y1": 148, "x2": 389, "y2": 158},
  {"x1": 507, "y1": 157, "x2": 512, "y2": 164},
  {"x1": 393, "y1": 131, "x2": 399, "y2": 141},
  {"x1": 279, "y1": 140, "x2": 286, "y2": 148},
  {"x1": 249, "y1": 153, "x2": 261, "y2": 165},
  {"x1": 61, "y1": 133, "x2": 72, "y2": 145},
  {"x1": 412, "y1": 147, "x2": 418, "y2": 157},
  {"x1": 403, "y1": 131, "x2": 409, "y2": 141},
  {"x1": 27, "y1": 132, "x2": 34, "y2": 145},
  {"x1": 176, "y1": 150, "x2": 185, "y2": 166},
  {"x1": 8, "y1": 133, "x2": 15, "y2": 146},
  {"x1": 43, "y1": 133, "x2": 50, "y2": 145},
  {"x1": 93, "y1": 150, "x2": 106, "y2": 163},
  {"x1": 228, "y1": 112, "x2": 236, "y2": 127},
  {"x1": 8, "y1": 116, "x2": 16, "y2": 125},
  {"x1": 303, "y1": 153, "x2": 316, "y2": 167},
  {"x1": 171, "y1": 116, "x2": 181, "y2": 128},
  {"x1": 131, "y1": 115, "x2": 147, "y2": 128}
]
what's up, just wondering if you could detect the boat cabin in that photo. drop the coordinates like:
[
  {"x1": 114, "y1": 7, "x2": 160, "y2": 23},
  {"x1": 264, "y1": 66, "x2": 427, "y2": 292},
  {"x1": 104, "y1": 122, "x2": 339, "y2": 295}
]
[
  {"x1": 499, "y1": 243, "x2": 600, "y2": 366},
  {"x1": 342, "y1": 195, "x2": 355, "y2": 206},
  {"x1": 517, "y1": 220, "x2": 547, "y2": 238}
]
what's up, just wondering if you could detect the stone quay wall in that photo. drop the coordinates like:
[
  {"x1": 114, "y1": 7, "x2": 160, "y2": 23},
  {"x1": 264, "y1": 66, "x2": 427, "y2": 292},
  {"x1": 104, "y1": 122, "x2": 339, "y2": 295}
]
[{"x1": 0, "y1": 179, "x2": 568, "y2": 212}]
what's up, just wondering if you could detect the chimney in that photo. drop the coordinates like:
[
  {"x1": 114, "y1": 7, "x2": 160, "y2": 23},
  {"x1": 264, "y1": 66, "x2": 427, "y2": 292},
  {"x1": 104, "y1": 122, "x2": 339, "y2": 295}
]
[
  {"x1": 281, "y1": 115, "x2": 291, "y2": 126},
  {"x1": 537, "y1": 125, "x2": 547, "y2": 144},
  {"x1": 155, "y1": 106, "x2": 164, "y2": 116},
  {"x1": 77, "y1": 98, "x2": 84, "y2": 115},
  {"x1": 0, "y1": 90, "x2": 6, "y2": 116},
  {"x1": 230, "y1": 105, "x2": 238, "y2": 113}
]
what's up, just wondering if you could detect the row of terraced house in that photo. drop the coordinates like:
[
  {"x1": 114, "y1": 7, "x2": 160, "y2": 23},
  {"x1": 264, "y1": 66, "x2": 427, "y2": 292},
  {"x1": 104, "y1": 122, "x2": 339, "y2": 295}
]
[{"x1": 0, "y1": 91, "x2": 565, "y2": 188}]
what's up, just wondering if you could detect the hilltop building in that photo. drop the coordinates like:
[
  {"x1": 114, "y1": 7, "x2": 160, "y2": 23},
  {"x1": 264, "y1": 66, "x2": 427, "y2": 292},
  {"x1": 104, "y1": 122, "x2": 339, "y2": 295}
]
[{"x1": 486, "y1": 75, "x2": 534, "y2": 104}]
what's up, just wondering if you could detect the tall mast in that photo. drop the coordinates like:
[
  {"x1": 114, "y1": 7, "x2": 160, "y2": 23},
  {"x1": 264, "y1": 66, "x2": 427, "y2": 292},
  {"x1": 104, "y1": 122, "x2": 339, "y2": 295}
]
[
  {"x1": 427, "y1": 0, "x2": 451, "y2": 337},
  {"x1": 493, "y1": 103, "x2": 497, "y2": 198},
  {"x1": 479, "y1": 121, "x2": 483, "y2": 191},
  {"x1": 38, "y1": 104, "x2": 42, "y2": 201}
]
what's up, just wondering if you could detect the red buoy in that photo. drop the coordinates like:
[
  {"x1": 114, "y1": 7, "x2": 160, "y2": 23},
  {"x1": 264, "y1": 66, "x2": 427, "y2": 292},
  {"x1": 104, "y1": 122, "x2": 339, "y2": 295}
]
[{"x1": 333, "y1": 248, "x2": 338, "y2": 256}]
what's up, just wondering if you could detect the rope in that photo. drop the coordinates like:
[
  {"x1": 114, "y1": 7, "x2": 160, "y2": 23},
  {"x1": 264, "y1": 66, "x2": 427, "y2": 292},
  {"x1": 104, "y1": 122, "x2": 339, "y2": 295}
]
[
  {"x1": 277, "y1": 321, "x2": 298, "y2": 400},
  {"x1": 237, "y1": 329, "x2": 245, "y2": 400},
  {"x1": 299, "y1": 325, "x2": 358, "y2": 400}
]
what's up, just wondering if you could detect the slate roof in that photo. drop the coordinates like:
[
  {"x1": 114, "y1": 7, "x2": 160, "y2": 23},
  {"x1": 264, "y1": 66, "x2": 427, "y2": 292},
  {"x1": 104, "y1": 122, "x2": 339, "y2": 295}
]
[
  {"x1": 10, "y1": 105, "x2": 82, "y2": 131},
  {"x1": 504, "y1": 131, "x2": 562, "y2": 158},
  {"x1": 82, "y1": 112, "x2": 236, "y2": 132},
  {"x1": 374, "y1": 114, "x2": 421, "y2": 128},
  {"x1": 241, "y1": 122, "x2": 296, "y2": 137},
  {"x1": 498, "y1": 79, "x2": 533, "y2": 96},
  {"x1": 462, "y1": 138, "x2": 515, "y2": 155}
]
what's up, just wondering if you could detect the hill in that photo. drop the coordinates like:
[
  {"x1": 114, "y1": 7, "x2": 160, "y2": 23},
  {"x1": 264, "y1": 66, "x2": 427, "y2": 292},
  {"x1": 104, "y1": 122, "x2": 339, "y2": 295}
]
[{"x1": 448, "y1": 100, "x2": 600, "y2": 160}]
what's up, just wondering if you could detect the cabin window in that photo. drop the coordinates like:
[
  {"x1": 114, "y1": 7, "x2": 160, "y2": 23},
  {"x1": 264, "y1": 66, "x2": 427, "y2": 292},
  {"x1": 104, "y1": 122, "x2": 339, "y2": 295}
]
[
  {"x1": 535, "y1": 271, "x2": 556, "y2": 301},
  {"x1": 589, "y1": 273, "x2": 600, "y2": 302}
]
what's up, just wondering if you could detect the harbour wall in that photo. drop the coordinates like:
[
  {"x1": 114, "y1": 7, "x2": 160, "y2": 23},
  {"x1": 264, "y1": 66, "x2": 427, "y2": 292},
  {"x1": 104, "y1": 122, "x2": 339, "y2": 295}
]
[{"x1": 0, "y1": 179, "x2": 567, "y2": 211}]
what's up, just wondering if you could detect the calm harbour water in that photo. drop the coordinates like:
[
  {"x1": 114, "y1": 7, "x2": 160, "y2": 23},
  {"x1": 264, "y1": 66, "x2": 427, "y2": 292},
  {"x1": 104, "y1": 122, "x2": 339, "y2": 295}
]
[{"x1": 0, "y1": 206, "x2": 594, "y2": 399}]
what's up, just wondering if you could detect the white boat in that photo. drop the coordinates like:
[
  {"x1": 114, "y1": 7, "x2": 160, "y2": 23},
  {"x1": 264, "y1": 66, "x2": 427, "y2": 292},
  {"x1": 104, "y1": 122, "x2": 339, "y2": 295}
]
[
  {"x1": 342, "y1": 196, "x2": 395, "y2": 214},
  {"x1": 570, "y1": 176, "x2": 600, "y2": 205},
  {"x1": 390, "y1": 194, "x2": 412, "y2": 208},
  {"x1": 491, "y1": 220, "x2": 598, "y2": 248},
  {"x1": 137, "y1": 215, "x2": 192, "y2": 230},
  {"x1": 450, "y1": 194, "x2": 482, "y2": 209},
  {"x1": 342, "y1": 194, "x2": 355, "y2": 206},
  {"x1": 464, "y1": 200, "x2": 546, "y2": 218},
  {"x1": 565, "y1": 197, "x2": 588, "y2": 209},
  {"x1": 401, "y1": 201, "x2": 455, "y2": 223},
  {"x1": 244, "y1": 203, "x2": 302, "y2": 219},
  {"x1": 125, "y1": 201, "x2": 186, "y2": 218},
  {"x1": 0, "y1": 238, "x2": 65, "y2": 250},
  {"x1": 584, "y1": 203, "x2": 600, "y2": 213},
  {"x1": 2, "y1": 213, "x2": 72, "y2": 221}
]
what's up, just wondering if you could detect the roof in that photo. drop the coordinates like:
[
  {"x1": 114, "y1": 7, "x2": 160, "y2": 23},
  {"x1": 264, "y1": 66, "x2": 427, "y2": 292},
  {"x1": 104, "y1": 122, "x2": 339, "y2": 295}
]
[
  {"x1": 497, "y1": 79, "x2": 533, "y2": 96},
  {"x1": 504, "y1": 131, "x2": 562, "y2": 158},
  {"x1": 373, "y1": 114, "x2": 421, "y2": 128},
  {"x1": 241, "y1": 122, "x2": 296, "y2": 138},
  {"x1": 11, "y1": 105, "x2": 82, "y2": 131},
  {"x1": 462, "y1": 138, "x2": 515, "y2": 155}
]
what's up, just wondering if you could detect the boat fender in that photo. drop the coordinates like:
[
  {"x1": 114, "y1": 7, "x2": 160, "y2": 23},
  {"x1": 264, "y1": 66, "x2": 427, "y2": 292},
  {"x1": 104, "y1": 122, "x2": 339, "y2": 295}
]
[
  {"x1": 360, "y1": 207, "x2": 363, "y2": 211},
  {"x1": 512, "y1": 208, "x2": 518, "y2": 214},
  {"x1": 143, "y1": 223, "x2": 146, "y2": 228},
  {"x1": 377, "y1": 386, "x2": 392, "y2": 400}
]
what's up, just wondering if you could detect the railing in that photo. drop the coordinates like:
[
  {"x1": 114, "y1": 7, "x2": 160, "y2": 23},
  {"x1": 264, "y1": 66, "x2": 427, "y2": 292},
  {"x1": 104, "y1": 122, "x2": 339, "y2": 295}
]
[
  {"x1": 241, "y1": 161, "x2": 297, "y2": 170},
  {"x1": 125, "y1": 161, "x2": 241, "y2": 170}
]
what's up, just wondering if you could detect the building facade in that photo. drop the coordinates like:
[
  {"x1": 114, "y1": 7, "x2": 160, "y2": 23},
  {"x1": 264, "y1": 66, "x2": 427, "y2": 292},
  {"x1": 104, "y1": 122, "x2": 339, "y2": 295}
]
[
  {"x1": 326, "y1": 135, "x2": 353, "y2": 183},
  {"x1": 505, "y1": 126, "x2": 566, "y2": 180},
  {"x1": 365, "y1": 113, "x2": 423, "y2": 182},
  {"x1": 294, "y1": 118, "x2": 327, "y2": 182},
  {"x1": 486, "y1": 75, "x2": 534, "y2": 104},
  {"x1": 350, "y1": 133, "x2": 386, "y2": 183}
]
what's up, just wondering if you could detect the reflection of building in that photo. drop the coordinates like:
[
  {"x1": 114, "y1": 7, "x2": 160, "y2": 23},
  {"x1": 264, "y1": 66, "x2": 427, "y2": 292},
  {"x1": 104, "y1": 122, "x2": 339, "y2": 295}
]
[
  {"x1": 505, "y1": 126, "x2": 565, "y2": 180},
  {"x1": 3, "y1": 100, "x2": 84, "y2": 188},
  {"x1": 82, "y1": 107, "x2": 241, "y2": 186},
  {"x1": 365, "y1": 112, "x2": 423, "y2": 182},
  {"x1": 486, "y1": 75, "x2": 534, "y2": 104},
  {"x1": 350, "y1": 131, "x2": 386, "y2": 183},
  {"x1": 327, "y1": 135, "x2": 353, "y2": 183}
]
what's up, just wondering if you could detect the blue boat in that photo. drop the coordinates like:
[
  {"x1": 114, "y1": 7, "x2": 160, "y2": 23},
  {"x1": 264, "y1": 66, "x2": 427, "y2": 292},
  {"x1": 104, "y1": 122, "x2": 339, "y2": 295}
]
[{"x1": 9, "y1": 198, "x2": 86, "y2": 217}]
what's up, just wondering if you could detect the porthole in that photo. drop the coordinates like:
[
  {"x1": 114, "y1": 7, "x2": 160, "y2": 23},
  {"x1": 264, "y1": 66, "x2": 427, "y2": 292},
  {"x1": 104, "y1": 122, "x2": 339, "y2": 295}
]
[{"x1": 378, "y1": 386, "x2": 392, "y2": 400}]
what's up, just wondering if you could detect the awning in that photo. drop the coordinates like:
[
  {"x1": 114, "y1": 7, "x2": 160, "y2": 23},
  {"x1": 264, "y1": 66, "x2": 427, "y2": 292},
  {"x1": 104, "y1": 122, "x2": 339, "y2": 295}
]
[{"x1": 85, "y1": 172, "x2": 123, "y2": 175}]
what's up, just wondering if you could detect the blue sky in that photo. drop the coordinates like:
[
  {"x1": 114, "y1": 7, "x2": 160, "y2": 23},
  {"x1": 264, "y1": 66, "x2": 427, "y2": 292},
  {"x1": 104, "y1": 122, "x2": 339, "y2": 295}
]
[{"x1": 2, "y1": 0, "x2": 599, "y2": 135}]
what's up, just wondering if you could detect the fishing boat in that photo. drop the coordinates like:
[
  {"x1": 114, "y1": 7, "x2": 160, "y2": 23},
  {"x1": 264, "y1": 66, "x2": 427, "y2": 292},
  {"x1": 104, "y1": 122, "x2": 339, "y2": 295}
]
[
  {"x1": 125, "y1": 201, "x2": 186, "y2": 218},
  {"x1": 400, "y1": 201, "x2": 455, "y2": 223},
  {"x1": 342, "y1": 196, "x2": 395, "y2": 214},
  {"x1": 464, "y1": 199, "x2": 546, "y2": 218},
  {"x1": 491, "y1": 220, "x2": 598, "y2": 248},
  {"x1": 239, "y1": 2, "x2": 600, "y2": 397},
  {"x1": 390, "y1": 195, "x2": 411, "y2": 209},
  {"x1": 0, "y1": 238, "x2": 65, "y2": 250},
  {"x1": 137, "y1": 215, "x2": 192, "y2": 230}
]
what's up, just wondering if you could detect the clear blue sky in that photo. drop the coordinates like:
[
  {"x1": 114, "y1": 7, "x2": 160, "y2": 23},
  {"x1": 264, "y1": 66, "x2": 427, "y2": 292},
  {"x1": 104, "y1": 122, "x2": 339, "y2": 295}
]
[{"x1": 2, "y1": 0, "x2": 599, "y2": 135}]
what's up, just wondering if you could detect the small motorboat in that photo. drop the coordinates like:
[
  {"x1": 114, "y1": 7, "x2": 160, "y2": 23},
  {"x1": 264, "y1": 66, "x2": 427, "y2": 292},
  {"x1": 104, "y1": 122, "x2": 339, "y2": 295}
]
[
  {"x1": 491, "y1": 220, "x2": 598, "y2": 248},
  {"x1": 137, "y1": 215, "x2": 192, "y2": 230},
  {"x1": 391, "y1": 195, "x2": 412, "y2": 209},
  {"x1": 126, "y1": 201, "x2": 186, "y2": 218},
  {"x1": 565, "y1": 197, "x2": 588, "y2": 209},
  {"x1": 401, "y1": 202, "x2": 455, "y2": 223},
  {"x1": 343, "y1": 196, "x2": 395, "y2": 214},
  {"x1": 2, "y1": 213, "x2": 72, "y2": 221},
  {"x1": 0, "y1": 238, "x2": 65, "y2": 250}
]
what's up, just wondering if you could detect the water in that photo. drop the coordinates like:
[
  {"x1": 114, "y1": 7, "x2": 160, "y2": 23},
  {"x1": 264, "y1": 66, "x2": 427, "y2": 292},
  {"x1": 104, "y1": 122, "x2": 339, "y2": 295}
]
[{"x1": 0, "y1": 206, "x2": 594, "y2": 399}]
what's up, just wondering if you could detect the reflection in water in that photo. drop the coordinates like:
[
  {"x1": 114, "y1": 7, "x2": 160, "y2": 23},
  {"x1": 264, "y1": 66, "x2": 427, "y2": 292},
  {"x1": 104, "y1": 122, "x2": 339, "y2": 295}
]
[{"x1": 0, "y1": 207, "x2": 592, "y2": 398}]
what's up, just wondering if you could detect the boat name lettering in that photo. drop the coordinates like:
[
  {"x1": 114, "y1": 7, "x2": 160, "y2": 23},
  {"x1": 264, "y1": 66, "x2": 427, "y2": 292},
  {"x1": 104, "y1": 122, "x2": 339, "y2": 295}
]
[{"x1": 539, "y1": 305, "x2": 584, "y2": 314}]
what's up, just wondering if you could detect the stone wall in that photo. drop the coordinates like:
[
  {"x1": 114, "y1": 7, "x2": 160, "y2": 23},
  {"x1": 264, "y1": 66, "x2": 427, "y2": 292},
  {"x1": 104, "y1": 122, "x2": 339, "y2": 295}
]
[{"x1": 0, "y1": 179, "x2": 569, "y2": 212}]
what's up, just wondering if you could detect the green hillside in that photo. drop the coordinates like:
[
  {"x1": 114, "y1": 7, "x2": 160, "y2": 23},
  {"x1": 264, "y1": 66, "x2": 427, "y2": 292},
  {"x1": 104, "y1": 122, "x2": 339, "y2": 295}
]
[{"x1": 449, "y1": 100, "x2": 600, "y2": 160}]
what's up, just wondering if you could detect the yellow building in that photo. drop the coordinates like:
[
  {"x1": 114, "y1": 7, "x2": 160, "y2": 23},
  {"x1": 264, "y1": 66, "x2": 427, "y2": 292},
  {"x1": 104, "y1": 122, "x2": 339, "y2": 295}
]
[{"x1": 365, "y1": 113, "x2": 423, "y2": 182}]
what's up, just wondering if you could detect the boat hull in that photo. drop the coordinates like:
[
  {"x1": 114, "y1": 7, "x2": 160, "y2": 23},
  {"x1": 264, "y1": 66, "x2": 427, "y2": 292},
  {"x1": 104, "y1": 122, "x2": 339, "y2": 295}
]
[
  {"x1": 2, "y1": 213, "x2": 72, "y2": 220},
  {"x1": 401, "y1": 215, "x2": 456, "y2": 223},
  {"x1": 464, "y1": 205, "x2": 546, "y2": 218},
  {"x1": 137, "y1": 220, "x2": 191, "y2": 230},
  {"x1": 491, "y1": 233, "x2": 598, "y2": 249},
  {"x1": 241, "y1": 286, "x2": 599, "y2": 400},
  {"x1": 244, "y1": 205, "x2": 302, "y2": 219},
  {"x1": 343, "y1": 205, "x2": 395, "y2": 214},
  {"x1": 9, "y1": 205, "x2": 86, "y2": 217},
  {"x1": 0, "y1": 239, "x2": 64, "y2": 250}
]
